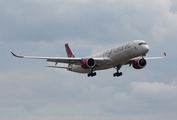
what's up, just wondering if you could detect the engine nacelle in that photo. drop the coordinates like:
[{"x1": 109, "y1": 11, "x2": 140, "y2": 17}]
[
  {"x1": 133, "y1": 58, "x2": 147, "y2": 69},
  {"x1": 81, "y1": 58, "x2": 96, "y2": 69}
]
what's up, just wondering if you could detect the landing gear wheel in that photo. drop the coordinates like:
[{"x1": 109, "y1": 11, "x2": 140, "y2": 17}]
[
  {"x1": 88, "y1": 72, "x2": 96, "y2": 77},
  {"x1": 113, "y1": 72, "x2": 122, "y2": 77},
  {"x1": 113, "y1": 65, "x2": 123, "y2": 77}
]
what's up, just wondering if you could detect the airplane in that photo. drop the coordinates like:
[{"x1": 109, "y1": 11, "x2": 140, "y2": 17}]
[{"x1": 11, "y1": 40, "x2": 166, "y2": 77}]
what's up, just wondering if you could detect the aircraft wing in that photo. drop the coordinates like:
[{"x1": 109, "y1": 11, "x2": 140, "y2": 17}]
[
  {"x1": 11, "y1": 52, "x2": 111, "y2": 65},
  {"x1": 144, "y1": 52, "x2": 167, "y2": 60},
  {"x1": 122, "y1": 52, "x2": 167, "y2": 66}
]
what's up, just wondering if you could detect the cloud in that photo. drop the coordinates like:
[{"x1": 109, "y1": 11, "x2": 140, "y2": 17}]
[
  {"x1": 1, "y1": 0, "x2": 177, "y2": 48},
  {"x1": 1, "y1": 74, "x2": 177, "y2": 120},
  {"x1": 1, "y1": 0, "x2": 177, "y2": 120},
  {"x1": 171, "y1": 0, "x2": 177, "y2": 12},
  {"x1": 131, "y1": 81, "x2": 177, "y2": 95},
  {"x1": 0, "y1": 40, "x2": 3, "y2": 45},
  {"x1": 131, "y1": 80, "x2": 177, "y2": 104},
  {"x1": 2, "y1": 114, "x2": 175, "y2": 120}
]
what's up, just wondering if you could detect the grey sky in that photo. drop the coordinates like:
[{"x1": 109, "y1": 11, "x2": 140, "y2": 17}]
[{"x1": 0, "y1": 0, "x2": 177, "y2": 120}]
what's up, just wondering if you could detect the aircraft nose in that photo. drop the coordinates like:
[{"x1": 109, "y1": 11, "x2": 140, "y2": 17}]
[{"x1": 143, "y1": 45, "x2": 149, "y2": 53}]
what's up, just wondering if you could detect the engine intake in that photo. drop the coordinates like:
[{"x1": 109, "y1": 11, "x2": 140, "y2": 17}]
[
  {"x1": 81, "y1": 58, "x2": 96, "y2": 69},
  {"x1": 133, "y1": 58, "x2": 147, "y2": 69}
]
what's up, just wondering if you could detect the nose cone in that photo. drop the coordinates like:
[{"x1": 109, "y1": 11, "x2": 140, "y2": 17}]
[{"x1": 143, "y1": 45, "x2": 149, "y2": 53}]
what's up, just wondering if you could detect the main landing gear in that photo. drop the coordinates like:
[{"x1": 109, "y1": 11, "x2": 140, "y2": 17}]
[
  {"x1": 87, "y1": 67, "x2": 97, "y2": 77},
  {"x1": 113, "y1": 65, "x2": 122, "y2": 77},
  {"x1": 113, "y1": 72, "x2": 122, "y2": 77},
  {"x1": 87, "y1": 65, "x2": 123, "y2": 77},
  {"x1": 87, "y1": 72, "x2": 96, "y2": 77}
]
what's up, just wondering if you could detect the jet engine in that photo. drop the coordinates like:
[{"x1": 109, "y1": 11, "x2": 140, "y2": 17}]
[
  {"x1": 81, "y1": 58, "x2": 96, "y2": 69},
  {"x1": 133, "y1": 58, "x2": 147, "y2": 69}
]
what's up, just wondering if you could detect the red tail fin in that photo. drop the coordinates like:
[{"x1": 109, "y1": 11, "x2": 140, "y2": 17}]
[{"x1": 65, "y1": 43, "x2": 75, "y2": 58}]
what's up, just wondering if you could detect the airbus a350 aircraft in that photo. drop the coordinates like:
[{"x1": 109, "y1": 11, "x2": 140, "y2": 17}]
[{"x1": 11, "y1": 40, "x2": 166, "y2": 77}]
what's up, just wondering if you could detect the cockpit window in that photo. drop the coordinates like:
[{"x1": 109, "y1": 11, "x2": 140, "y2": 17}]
[{"x1": 139, "y1": 43, "x2": 147, "y2": 46}]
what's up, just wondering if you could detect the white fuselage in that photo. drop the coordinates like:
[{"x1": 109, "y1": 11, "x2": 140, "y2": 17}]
[{"x1": 70, "y1": 40, "x2": 149, "y2": 73}]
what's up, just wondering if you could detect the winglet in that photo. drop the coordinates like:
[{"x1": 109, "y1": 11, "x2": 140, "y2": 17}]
[
  {"x1": 11, "y1": 52, "x2": 24, "y2": 58},
  {"x1": 164, "y1": 52, "x2": 167, "y2": 57}
]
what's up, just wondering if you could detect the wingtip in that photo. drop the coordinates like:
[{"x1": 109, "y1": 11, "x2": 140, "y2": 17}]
[
  {"x1": 11, "y1": 52, "x2": 16, "y2": 57},
  {"x1": 164, "y1": 52, "x2": 167, "y2": 57},
  {"x1": 11, "y1": 52, "x2": 23, "y2": 58}
]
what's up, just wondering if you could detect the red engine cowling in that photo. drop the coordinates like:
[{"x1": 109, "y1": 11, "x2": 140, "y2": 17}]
[
  {"x1": 133, "y1": 58, "x2": 147, "y2": 69},
  {"x1": 81, "y1": 58, "x2": 96, "y2": 69}
]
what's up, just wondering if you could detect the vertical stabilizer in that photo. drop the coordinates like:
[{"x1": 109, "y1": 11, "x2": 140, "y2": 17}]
[{"x1": 65, "y1": 44, "x2": 75, "y2": 58}]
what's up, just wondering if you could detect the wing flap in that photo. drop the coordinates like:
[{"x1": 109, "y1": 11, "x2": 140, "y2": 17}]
[{"x1": 46, "y1": 66, "x2": 69, "y2": 69}]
